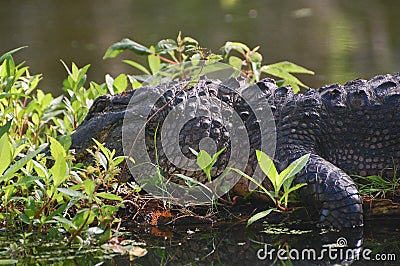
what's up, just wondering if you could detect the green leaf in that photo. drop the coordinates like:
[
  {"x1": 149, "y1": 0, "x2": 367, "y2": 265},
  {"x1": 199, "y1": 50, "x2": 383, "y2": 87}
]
[
  {"x1": 0, "y1": 134, "x2": 12, "y2": 176},
  {"x1": 103, "y1": 38, "x2": 152, "y2": 59},
  {"x1": 280, "y1": 183, "x2": 307, "y2": 207},
  {"x1": 280, "y1": 154, "x2": 310, "y2": 191},
  {"x1": 98, "y1": 226, "x2": 111, "y2": 244},
  {"x1": 49, "y1": 137, "x2": 68, "y2": 187},
  {"x1": 83, "y1": 179, "x2": 95, "y2": 197},
  {"x1": 224, "y1": 41, "x2": 250, "y2": 55},
  {"x1": 267, "y1": 61, "x2": 314, "y2": 75},
  {"x1": 123, "y1": 60, "x2": 151, "y2": 75},
  {"x1": 49, "y1": 136, "x2": 66, "y2": 159},
  {"x1": 0, "y1": 46, "x2": 27, "y2": 63},
  {"x1": 50, "y1": 156, "x2": 67, "y2": 188},
  {"x1": 228, "y1": 56, "x2": 243, "y2": 70},
  {"x1": 7, "y1": 176, "x2": 41, "y2": 188},
  {"x1": 148, "y1": 46, "x2": 161, "y2": 75},
  {"x1": 53, "y1": 215, "x2": 77, "y2": 230},
  {"x1": 92, "y1": 139, "x2": 111, "y2": 169},
  {"x1": 256, "y1": 150, "x2": 278, "y2": 190},
  {"x1": 182, "y1": 36, "x2": 199, "y2": 45},
  {"x1": 247, "y1": 51, "x2": 262, "y2": 63},
  {"x1": 0, "y1": 259, "x2": 19, "y2": 264},
  {"x1": 113, "y1": 73, "x2": 128, "y2": 94},
  {"x1": 174, "y1": 173, "x2": 212, "y2": 194},
  {"x1": 261, "y1": 65, "x2": 307, "y2": 88},
  {"x1": 0, "y1": 93, "x2": 28, "y2": 99},
  {"x1": 105, "y1": 74, "x2": 115, "y2": 94},
  {"x1": 112, "y1": 156, "x2": 126, "y2": 166},
  {"x1": 210, "y1": 147, "x2": 226, "y2": 168},
  {"x1": 0, "y1": 119, "x2": 12, "y2": 139},
  {"x1": 230, "y1": 167, "x2": 275, "y2": 202},
  {"x1": 33, "y1": 160, "x2": 49, "y2": 179},
  {"x1": 155, "y1": 39, "x2": 178, "y2": 54},
  {"x1": 197, "y1": 150, "x2": 212, "y2": 171},
  {"x1": 58, "y1": 188, "x2": 85, "y2": 198},
  {"x1": 1, "y1": 144, "x2": 46, "y2": 183},
  {"x1": 58, "y1": 135, "x2": 72, "y2": 152},
  {"x1": 96, "y1": 192, "x2": 123, "y2": 201},
  {"x1": 247, "y1": 208, "x2": 274, "y2": 227}
]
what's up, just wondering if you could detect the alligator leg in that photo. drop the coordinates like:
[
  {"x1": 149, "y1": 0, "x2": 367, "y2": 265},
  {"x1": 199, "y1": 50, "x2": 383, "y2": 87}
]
[{"x1": 296, "y1": 154, "x2": 363, "y2": 228}]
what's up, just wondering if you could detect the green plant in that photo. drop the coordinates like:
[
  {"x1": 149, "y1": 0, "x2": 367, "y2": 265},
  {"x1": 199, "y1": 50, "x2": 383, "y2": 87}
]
[
  {"x1": 354, "y1": 172, "x2": 400, "y2": 199},
  {"x1": 0, "y1": 48, "x2": 137, "y2": 247},
  {"x1": 103, "y1": 32, "x2": 314, "y2": 92},
  {"x1": 189, "y1": 147, "x2": 226, "y2": 183},
  {"x1": 232, "y1": 151, "x2": 309, "y2": 226},
  {"x1": 222, "y1": 42, "x2": 314, "y2": 92}
]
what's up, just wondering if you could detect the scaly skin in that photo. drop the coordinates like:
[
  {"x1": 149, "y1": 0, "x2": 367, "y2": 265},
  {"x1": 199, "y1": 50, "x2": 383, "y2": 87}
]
[{"x1": 69, "y1": 72, "x2": 400, "y2": 228}]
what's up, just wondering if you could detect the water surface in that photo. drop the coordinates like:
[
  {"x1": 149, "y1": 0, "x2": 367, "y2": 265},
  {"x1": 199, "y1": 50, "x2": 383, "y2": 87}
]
[{"x1": 1, "y1": 0, "x2": 399, "y2": 94}]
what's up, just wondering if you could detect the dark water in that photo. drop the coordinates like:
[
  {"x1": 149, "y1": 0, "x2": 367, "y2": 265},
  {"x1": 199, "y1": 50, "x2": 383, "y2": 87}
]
[
  {"x1": 1, "y1": 0, "x2": 400, "y2": 95},
  {"x1": 1, "y1": 219, "x2": 399, "y2": 265}
]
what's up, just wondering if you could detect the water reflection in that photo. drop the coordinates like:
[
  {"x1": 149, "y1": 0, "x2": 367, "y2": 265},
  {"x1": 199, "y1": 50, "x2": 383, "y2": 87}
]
[
  {"x1": 1, "y1": 219, "x2": 398, "y2": 265},
  {"x1": 109, "y1": 220, "x2": 398, "y2": 265},
  {"x1": 0, "y1": 0, "x2": 399, "y2": 94}
]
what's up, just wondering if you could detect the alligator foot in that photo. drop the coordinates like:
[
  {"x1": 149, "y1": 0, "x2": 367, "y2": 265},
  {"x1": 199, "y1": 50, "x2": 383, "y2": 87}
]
[{"x1": 298, "y1": 154, "x2": 363, "y2": 228}]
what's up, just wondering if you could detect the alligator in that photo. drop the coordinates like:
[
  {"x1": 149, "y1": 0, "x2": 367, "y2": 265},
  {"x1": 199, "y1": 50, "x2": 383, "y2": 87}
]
[{"x1": 69, "y1": 72, "x2": 400, "y2": 229}]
